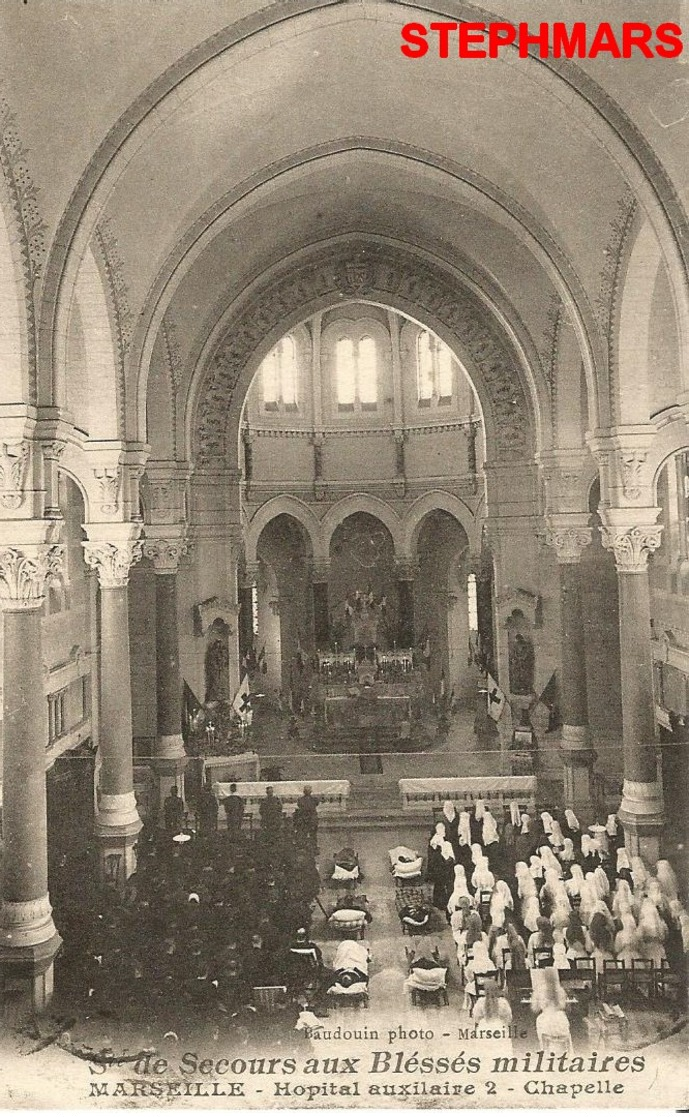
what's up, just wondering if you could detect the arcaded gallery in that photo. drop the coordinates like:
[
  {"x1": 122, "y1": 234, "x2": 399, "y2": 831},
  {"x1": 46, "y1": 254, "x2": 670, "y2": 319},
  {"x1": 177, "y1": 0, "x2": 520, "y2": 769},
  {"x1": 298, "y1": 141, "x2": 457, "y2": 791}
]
[{"x1": 0, "y1": 0, "x2": 687, "y2": 1075}]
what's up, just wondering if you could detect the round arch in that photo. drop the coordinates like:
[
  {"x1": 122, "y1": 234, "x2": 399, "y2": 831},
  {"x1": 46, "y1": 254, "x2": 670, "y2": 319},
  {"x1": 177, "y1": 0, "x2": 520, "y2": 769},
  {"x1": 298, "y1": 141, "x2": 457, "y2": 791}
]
[
  {"x1": 36, "y1": 0, "x2": 689, "y2": 435},
  {"x1": 321, "y1": 496, "x2": 403, "y2": 560},
  {"x1": 190, "y1": 241, "x2": 538, "y2": 470},
  {"x1": 402, "y1": 491, "x2": 477, "y2": 560},
  {"x1": 245, "y1": 495, "x2": 325, "y2": 567}
]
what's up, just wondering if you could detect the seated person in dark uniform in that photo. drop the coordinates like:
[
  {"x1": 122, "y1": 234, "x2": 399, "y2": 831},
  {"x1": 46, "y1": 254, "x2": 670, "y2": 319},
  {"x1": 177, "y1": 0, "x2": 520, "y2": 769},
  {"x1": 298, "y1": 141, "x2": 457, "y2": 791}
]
[
  {"x1": 285, "y1": 927, "x2": 323, "y2": 990},
  {"x1": 223, "y1": 783, "x2": 244, "y2": 837}
]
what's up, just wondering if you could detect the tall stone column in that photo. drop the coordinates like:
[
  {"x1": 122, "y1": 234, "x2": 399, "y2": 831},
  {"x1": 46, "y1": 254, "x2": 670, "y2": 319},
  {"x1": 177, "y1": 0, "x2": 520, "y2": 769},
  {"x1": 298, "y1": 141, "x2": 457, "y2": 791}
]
[
  {"x1": 312, "y1": 561, "x2": 330, "y2": 649},
  {"x1": 238, "y1": 563, "x2": 258, "y2": 663},
  {"x1": 396, "y1": 560, "x2": 416, "y2": 648},
  {"x1": 0, "y1": 538, "x2": 63, "y2": 1011},
  {"x1": 83, "y1": 532, "x2": 143, "y2": 884},
  {"x1": 600, "y1": 510, "x2": 664, "y2": 863},
  {"x1": 144, "y1": 538, "x2": 188, "y2": 818},
  {"x1": 546, "y1": 517, "x2": 596, "y2": 819}
]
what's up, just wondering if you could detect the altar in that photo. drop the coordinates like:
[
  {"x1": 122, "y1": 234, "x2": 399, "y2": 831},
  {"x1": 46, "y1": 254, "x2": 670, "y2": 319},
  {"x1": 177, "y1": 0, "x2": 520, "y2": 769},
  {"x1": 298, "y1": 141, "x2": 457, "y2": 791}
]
[{"x1": 202, "y1": 751, "x2": 261, "y2": 784}]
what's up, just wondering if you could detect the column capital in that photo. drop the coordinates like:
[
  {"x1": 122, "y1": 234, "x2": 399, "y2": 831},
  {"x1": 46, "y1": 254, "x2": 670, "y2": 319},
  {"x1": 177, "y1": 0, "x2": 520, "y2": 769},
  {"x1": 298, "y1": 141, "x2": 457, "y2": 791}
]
[
  {"x1": 395, "y1": 558, "x2": 418, "y2": 581},
  {"x1": 82, "y1": 523, "x2": 143, "y2": 588},
  {"x1": 599, "y1": 507, "x2": 663, "y2": 574},
  {"x1": 544, "y1": 515, "x2": 593, "y2": 564},
  {"x1": 0, "y1": 543, "x2": 64, "y2": 611},
  {"x1": 143, "y1": 536, "x2": 188, "y2": 574},
  {"x1": 241, "y1": 561, "x2": 260, "y2": 588},
  {"x1": 311, "y1": 559, "x2": 330, "y2": 583}
]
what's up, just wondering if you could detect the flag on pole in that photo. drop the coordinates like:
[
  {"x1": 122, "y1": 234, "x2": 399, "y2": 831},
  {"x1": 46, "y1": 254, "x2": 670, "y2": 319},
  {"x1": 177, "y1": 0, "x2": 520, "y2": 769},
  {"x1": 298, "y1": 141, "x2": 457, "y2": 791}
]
[
  {"x1": 232, "y1": 674, "x2": 252, "y2": 723},
  {"x1": 182, "y1": 680, "x2": 203, "y2": 743},
  {"x1": 528, "y1": 671, "x2": 560, "y2": 731},
  {"x1": 486, "y1": 673, "x2": 506, "y2": 722}
]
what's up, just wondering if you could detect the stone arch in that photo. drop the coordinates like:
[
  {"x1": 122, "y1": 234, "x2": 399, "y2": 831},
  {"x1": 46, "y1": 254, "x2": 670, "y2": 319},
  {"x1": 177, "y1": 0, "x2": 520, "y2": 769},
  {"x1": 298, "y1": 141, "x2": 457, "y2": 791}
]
[
  {"x1": 191, "y1": 242, "x2": 537, "y2": 469},
  {"x1": 245, "y1": 496, "x2": 324, "y2": 567},
  {"x1": 402, "y1": 491, "x2": 476, "y2": 561},
  {"x1": 322, "y1": 495, "x2": 403, "y2": 560},
  {"x1": 65, "y1": 245, "x2": 123, "y2": 439},
  {"x1": 36, "y1": 0, "x2": 689, "y2": 438}
]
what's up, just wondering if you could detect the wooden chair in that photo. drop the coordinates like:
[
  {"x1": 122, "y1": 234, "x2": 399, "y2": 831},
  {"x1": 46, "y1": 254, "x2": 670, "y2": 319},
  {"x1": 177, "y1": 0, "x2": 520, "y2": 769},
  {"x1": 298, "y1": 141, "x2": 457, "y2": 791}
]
[
  {"x1": 599, "y1": 959, "x2": 626, "y2": 1001},
  {"x1": 628, "y1": 958, "x2": 654, "y2": 999},
  {"x1": 411, "y1": 984, "x2": 449, "y2": 1007},
  {"x1": 653, "y1": 959, "x2": 682, "y2": 1002},
  {"x1": 533, "y1": 946, "x2": 554, "y2": 969},
  {"x1": 563, "y1": 956, "x2": 596, "y2": 996}
]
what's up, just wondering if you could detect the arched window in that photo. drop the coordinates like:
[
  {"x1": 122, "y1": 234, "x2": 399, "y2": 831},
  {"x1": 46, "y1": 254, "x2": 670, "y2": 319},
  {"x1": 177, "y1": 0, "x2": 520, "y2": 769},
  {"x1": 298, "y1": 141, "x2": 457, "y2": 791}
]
[
  {"x1": 261, "y1": 335, "x2": 298, "y2": 411},
  {"x1": 358, "y1": 336, "x2": 377, "y2": 409},
  {"x1": 336, "y1": 337, "x2": 356, "y2": 409},
  {"x1": 335, "y1": 335, "x2": 378, "y2": 411},
  {"x1": 416, "y1": 330, "x2": 454, "y2": 407}
]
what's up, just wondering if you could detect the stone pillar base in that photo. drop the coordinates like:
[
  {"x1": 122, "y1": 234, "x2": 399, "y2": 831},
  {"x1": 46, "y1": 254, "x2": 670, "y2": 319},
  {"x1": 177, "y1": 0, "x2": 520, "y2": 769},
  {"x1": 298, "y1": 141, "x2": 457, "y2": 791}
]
[
  {"x1": 157, "y1": 733, "x2": 186, "y2": 761},
  {"x1": 95, "y1": 792, "x2": 143, "y2": 887},
  {"x1": 95, "y1": 830, "x2": 141, "y2": 889},
  {"x1": 155, "y1": 756, "x2": 189, "y2": 825},
  {"x1": 561, "y1": 725, "x2": 597, "y2": 823},
  {"x1": 618, "y1": 779, "x2": 665, "y2": 865},
  {"x1": 0, "y1": 899, "x2": 62, "y2": 1017}
]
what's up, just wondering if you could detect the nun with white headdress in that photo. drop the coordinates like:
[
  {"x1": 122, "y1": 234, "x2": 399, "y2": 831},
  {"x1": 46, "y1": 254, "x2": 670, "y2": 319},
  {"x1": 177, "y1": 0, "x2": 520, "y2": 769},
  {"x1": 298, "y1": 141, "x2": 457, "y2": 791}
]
[
  {"x1": 559, "y1": 837, "x2": 576, "y2": 868},
  {"x1": 548, "y1": 819, "x2": 565, "y2": 851},
  {"x1": 565, "y1": 863, "x2": 585, "y2": 900},
  {"x1": 563, "y1": 808, "x2": 581, "y2": 842},
  {"x1": 515, "y1": 861, "x2": 537, "y2": 901},
  {"x1": 481, "y1": 809, "x2": 503, "y2": 873},
  {"x1": 655, "y1": 860, "x2": 679, "y2": 903}
]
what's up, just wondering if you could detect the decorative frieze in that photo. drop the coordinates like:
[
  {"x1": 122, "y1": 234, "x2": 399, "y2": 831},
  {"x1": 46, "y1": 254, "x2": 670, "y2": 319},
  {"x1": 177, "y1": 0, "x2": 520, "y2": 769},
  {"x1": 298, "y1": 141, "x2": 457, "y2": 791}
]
[
  {"x1": 621, "y1": 450, "x2": 648, "y2": 501},
  {"x1": 196, "y1": 244, "x2": 528, "y2": 464}
]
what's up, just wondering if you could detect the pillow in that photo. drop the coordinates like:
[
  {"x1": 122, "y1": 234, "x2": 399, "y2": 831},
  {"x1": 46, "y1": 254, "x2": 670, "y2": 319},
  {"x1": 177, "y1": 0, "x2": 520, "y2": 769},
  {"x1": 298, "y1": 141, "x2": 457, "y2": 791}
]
[
  {"x1": 330, "y1": 909, "x2": 366, "y2": 925},
  {"x1": 332, "y1": 864, "x2": 360, "y2": 881},
  {"x1": 412, "y1": 966, "x2": 447, "y2": 988},
  {"x1": 394, "y1": 857, "x2": 423, "y2": 877},
  {"x1": 327, "y1": 981, "x2": 368, "y2": 996}
]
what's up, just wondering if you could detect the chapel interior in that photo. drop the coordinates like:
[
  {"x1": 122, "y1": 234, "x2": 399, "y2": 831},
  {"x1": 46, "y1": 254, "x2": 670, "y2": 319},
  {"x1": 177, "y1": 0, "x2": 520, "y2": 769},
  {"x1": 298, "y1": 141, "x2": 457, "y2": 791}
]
[{"x1": 0, "y1": 0, "x2": 688, "y2": 1091}]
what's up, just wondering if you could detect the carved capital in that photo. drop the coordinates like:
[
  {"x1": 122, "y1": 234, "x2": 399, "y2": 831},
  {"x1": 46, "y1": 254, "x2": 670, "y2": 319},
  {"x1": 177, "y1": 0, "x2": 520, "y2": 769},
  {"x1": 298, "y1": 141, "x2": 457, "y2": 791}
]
[
  {"x1": 544, "y1": 519, "x2": 593, "y2": 564},
  {"x1": 311, "y1": 560, "x2": 330, "y2": 583},
  {"x1": 93, "y1": 467, "x2": 121, "y2": 516},
  {"x1": 83, "y1": 541, "x2": 143, "y2": 588},
  {"x1": 620, "y1": 450, "x2": 648, "y2": 501},
  {"x1": 395, "y1": 559, "x2": 418, "y2": 581},
  {"x1": 0, "y1": 544, "x2": 64, "y2": 610},
  {"x1": 600, "y1": 522, "x2": 663, "y2": 574},
  {"x1": 143, "y1": 538, "x2": 188, "y2": 574},
  {"x1": 0, "y1": 440, "x2": 30, "y2": 510}
]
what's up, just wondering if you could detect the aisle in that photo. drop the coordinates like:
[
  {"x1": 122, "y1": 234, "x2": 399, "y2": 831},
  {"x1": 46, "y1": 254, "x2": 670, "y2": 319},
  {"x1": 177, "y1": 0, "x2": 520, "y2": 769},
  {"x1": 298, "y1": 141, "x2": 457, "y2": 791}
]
[{"x1": 315, "y1": 828, "x2": 464, "y2": 1034}]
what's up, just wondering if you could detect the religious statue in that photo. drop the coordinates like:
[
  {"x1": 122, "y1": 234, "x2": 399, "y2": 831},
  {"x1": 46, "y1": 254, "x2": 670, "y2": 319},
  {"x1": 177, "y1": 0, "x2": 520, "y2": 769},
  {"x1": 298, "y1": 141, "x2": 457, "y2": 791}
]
[
  {"x1": 345, "y1": 589, "x2": 386, "y2": 650},
  {"x1": 509, "y1": 631, "x2": 535, "y2": 695},
  {"x1": 205, "y1": 634, "x2": 230, "y2": 703}
]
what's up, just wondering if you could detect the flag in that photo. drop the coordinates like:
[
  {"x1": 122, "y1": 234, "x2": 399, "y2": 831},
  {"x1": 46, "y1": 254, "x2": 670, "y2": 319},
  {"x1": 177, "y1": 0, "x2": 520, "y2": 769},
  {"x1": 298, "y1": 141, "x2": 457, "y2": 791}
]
[
  {"x1": 232, "y1": 674, "x2": 252, "y2": 722},
  {"x1": 528, "y1": 671, "x2": 561, "y2": 730},
  {"x1": 487, "y1": 673, "x2": 506, "y2": 722},
  {"x1": 182, "y1": 680, "x2": 202, "y2": 743},
  {"x1": 257, "y1": 645, "x2": 267, "y2": 675}
]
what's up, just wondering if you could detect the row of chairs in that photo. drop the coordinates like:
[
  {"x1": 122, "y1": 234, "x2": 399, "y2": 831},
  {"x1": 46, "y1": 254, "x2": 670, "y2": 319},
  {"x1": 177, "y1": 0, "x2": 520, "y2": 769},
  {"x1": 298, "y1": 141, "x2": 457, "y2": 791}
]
[{"x1": 497, "y1": 950, "x2": 681, "y2": 1002}]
